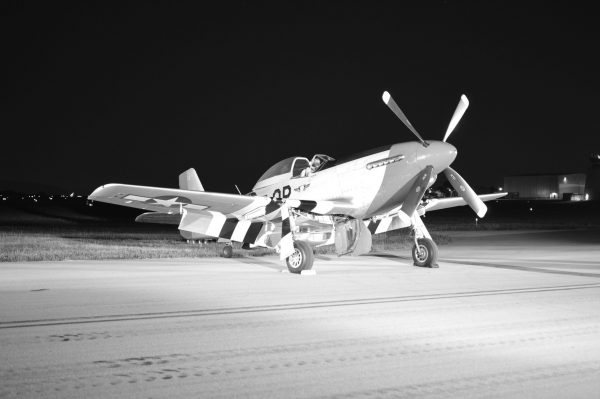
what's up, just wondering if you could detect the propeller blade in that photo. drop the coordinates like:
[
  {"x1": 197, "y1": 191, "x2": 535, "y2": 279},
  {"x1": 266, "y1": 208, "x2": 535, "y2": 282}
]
[
  {"x1": 382, "y1": 91, "x2": 428, "y2": 146},
  {"x1": 443, "y1": 94, "x2": 469, "y2": 142},
  {"x1": 443, "y1": 167, "x2": 487, "y2": 218},
  {"x1": 401, "y1": 166, "x2": 433, "y2": 217}
]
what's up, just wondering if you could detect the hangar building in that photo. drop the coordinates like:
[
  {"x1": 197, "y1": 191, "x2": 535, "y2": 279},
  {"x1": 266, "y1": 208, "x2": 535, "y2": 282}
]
[
  {"x1": 586, "y1": 153, "x2": 600, "y2": 200},
  {"x1": 504, "y1": 173, "x2": 586, "y2": 199}
]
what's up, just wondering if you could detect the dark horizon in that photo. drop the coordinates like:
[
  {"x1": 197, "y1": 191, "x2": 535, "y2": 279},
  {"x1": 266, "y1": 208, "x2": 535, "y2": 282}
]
[{"x1": 3, "y1": 2, "x2": 600, "y2": 195}]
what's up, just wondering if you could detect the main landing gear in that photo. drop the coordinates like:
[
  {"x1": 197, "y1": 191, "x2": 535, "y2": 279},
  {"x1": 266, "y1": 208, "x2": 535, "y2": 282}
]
[
  {"x1": 285, "y1": 241, "x2": 314, "y2": 274},
  {"x1": 412, "y1": 237, "x2": 439, "y2": 268},
  {"x1": 411, "y1": 214, "x2": 439, "y2": 268},
  {"x1": 221, "y1": 243, "x2": 233, "y2": 258}
]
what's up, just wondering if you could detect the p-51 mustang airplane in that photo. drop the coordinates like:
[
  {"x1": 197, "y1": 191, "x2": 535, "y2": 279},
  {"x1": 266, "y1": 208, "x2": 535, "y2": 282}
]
[{"x1": 89, "y1": 91, "x2": 506, "y2": 272}]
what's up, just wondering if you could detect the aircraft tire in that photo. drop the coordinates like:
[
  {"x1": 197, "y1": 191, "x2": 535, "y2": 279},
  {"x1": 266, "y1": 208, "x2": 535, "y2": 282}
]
[
  {"x1": 286, "y1": 241, "x2": 314, "y2": 274},
  {"x1": 222, "y1": 245, "x2": 233, "y2": 258},
  {"x1": 412, "y1": 238, "x2": 439, "y2": 268}
]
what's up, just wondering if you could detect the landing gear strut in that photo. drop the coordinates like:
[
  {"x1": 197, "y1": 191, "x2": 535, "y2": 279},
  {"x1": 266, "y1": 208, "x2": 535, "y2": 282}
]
[
  {"x1": 286, "y1": 241, "x2": 314, "y2": 274},
  {"x1": 411, "y1": 214, "x2": 438, "y2": 268}
]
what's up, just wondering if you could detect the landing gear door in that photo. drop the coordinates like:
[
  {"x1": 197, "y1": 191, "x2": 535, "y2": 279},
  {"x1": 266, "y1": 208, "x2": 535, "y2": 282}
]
[{"x1": 334, "y1": 219, "x2": 372, "y2": 256}]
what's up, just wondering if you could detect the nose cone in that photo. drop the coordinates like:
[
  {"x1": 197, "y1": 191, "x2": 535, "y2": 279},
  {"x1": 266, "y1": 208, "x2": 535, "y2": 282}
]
[{"x1": 417, "y1": 141, "x2": 457, "y2": 173}]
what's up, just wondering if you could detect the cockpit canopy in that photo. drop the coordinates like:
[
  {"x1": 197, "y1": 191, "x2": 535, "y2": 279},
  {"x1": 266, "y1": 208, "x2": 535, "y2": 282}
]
[
  {"x1": 309, "y1": 154, "x2": 335, "y2": 173},
  {"x1": 256, "y1": 154, "x2": 335, "y2": 184}
]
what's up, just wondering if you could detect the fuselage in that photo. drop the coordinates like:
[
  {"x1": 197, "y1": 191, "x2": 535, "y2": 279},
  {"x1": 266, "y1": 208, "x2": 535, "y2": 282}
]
[{"x1": 252, "y1": 140, "x2": 457, "y2": 219}]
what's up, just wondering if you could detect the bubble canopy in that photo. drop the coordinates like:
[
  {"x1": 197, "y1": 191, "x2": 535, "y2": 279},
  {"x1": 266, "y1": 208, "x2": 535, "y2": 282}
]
[{"x1": 256, "y1": 155, "x2": 335, "y2": 183}]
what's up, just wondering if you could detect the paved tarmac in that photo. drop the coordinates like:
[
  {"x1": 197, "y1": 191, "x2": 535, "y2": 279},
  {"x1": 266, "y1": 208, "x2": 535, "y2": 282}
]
[{"x1": 1, "y1": 230, "x2": 599, "y2": 398}]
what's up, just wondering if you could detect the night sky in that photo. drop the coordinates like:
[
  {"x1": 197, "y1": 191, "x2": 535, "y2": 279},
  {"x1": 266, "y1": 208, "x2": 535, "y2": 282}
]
[{"x1": 2, "y1": 2, "x2": 599, "y2": 194}]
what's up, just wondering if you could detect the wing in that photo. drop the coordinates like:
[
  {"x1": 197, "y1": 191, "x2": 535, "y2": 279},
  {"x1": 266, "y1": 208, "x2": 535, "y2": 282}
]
[
  {"x1": 365, "y1": 193, "x2": 507, "y2": 235},
  {"x1": 423, "y1": 193, "x2": 507, "y2": 213},
  {"x1": 88, "y1": 183, "x2": 272, "y2": 218},
  {"x1": 89, "y1": 183, "x2": 356, "y2": 218},
  {"x1": 89, "y1": 183, "x2": 355, "y2": 253}
]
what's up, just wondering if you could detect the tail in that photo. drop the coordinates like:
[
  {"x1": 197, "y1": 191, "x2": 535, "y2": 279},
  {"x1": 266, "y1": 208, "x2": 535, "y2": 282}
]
[{"x1": 178, "y1": 168, "x2": 204, "y2": 191}]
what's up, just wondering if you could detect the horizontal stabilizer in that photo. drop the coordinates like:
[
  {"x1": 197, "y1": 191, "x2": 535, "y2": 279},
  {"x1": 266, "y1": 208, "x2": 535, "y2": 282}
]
[{"x1": 179, "y1": 168, "x2": 204, "y2": 191}]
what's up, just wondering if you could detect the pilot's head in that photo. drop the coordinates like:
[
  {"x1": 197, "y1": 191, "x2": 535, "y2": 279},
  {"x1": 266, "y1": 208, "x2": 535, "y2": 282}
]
[{"x1": 313, "y1": 158, "x2": 321, "y2": 167}]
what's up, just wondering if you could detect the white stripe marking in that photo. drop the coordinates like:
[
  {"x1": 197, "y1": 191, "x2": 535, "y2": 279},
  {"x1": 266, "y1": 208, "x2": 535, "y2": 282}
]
[
  {"x1": 312, "y1": 202, "x2": 334, "y2": 214},
  {"x1": 205, "y1": 212, "x2": 227, "y2": 238},
  {"x1": 376, "y1": 216, "x2": 393, "y2": 234},
  {"x1": 231, "y1": 220, "x2": 251, "y2": 242}
]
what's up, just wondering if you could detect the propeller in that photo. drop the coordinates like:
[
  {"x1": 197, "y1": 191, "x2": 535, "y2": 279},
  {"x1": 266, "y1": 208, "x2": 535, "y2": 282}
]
[
  {"x1": 443, "y1": 167, "x2": 487, "y2": 218},
  {"x1": 382, "y1": 91, "x2": 487, "y2": 218},
  {"x1": 443, "y1": 94, "x2": 469, "y2": 142},
  {"x1": 382, "y1": 91, "x2": 428, "y2": 147}
]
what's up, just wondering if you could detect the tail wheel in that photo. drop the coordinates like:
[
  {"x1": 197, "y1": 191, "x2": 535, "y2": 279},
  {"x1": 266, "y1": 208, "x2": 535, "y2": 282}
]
[
  {"x1": 412, "y1": 238, "x2": 439, "y2": 268},
  {"x1": 286, "y1": 241, "x2": 314, "y2": 274},
  {"x1": 222, "y1": 245, "x2": 233, "y2": 258}
]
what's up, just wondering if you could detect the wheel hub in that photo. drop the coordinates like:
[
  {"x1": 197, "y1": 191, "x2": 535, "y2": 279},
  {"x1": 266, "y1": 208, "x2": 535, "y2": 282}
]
[
  {"x1": 288, "y1": 248, "x2": 303, "y2": 269},
  {"x1": 416, "y1": 245, "x2": 429, "y2": 262}
]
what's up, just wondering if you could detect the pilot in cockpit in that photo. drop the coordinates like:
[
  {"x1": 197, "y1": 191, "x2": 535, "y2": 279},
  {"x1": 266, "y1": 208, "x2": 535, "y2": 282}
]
[
  {"x1": 301, "y1": 158, "x2": 320, "y2": 177},
  {"x1": 310, "y1": 158, "x2": 321, "y2": 172},
  {"x1": 301, "y1": 155, "x2": 332, "y2": 177}
]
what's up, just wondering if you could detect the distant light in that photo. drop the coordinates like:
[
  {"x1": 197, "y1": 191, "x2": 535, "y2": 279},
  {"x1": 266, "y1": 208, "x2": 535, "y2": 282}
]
[
  {"x1": 550, "y1": 192, "x2": 558, "y2": 199},
  {"x1": 498, "y1": 187, "x2": 503, "y2": 191},
  {"x1": 585, "y1": 193, "x2": 590, "y2": 201},
  {"x1": 563, "y1": 177, "x2": 567, "y2": 183},
  {"x1": 529, "y1": 207, "x2": 533, "y2": 212}
]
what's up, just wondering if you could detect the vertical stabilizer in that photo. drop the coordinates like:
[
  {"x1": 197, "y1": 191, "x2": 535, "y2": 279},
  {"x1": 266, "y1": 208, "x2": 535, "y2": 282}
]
[{"x1": 179, "y1": 168, "x2": 204, "y2": 191}]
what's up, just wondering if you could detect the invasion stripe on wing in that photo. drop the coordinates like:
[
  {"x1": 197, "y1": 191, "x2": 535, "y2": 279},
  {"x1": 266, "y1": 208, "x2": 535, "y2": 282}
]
[
  {"x1": 205, "y1": 212, "x2": 227, "y2": 237},
  {"x1": 281, "y1": 205, "x2": 291, "y2": 236},
  {"x1": 297, "y1": 200, "x2": 317, "y2": 212},
  {"x1": 243, "y1": 222, "x2": 264, "y2": 243},
  {"x1": 231, "y1": 220, "x2": 251, "y2": 242},
  {"x1": 218, "y1": 218, "x2": 239, "y2": 240},
  {"x1": 367, "y1": 219, "x2": 381, "y2": 235},
  {"x1": 376, "y1": 216, "x2": 393, "y2": 234}
]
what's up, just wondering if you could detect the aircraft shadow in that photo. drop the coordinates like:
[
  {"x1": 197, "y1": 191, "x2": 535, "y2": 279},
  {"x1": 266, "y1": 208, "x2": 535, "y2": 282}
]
[{"x1": 236, "y1": 256, "x2": 284, "y2": 271}]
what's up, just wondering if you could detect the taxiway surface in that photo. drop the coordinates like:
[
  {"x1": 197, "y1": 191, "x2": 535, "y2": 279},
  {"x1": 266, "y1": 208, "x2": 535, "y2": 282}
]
[{"x1": 1, "y1": 230, "x2": 599, "y2": 398}]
